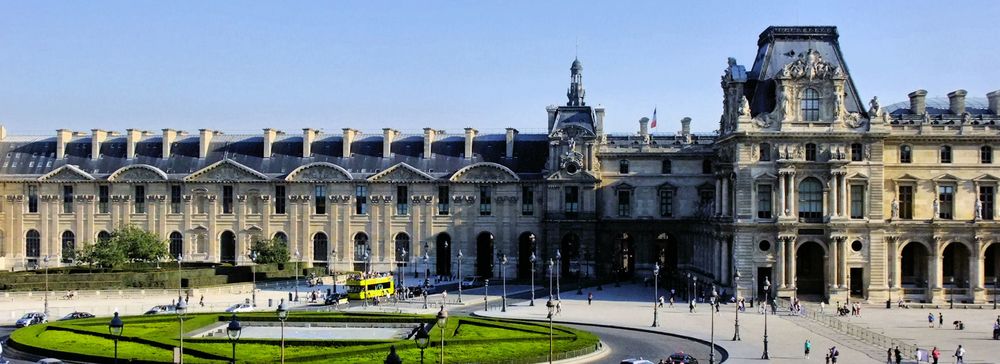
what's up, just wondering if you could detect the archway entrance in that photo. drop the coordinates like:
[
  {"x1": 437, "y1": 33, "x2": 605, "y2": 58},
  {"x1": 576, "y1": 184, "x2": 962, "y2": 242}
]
[
  {"x1": 614, "y1": 233, "x2": 636, "y2": 279},
  {"x1": 986, "y1": 244, "x2": 1000, "y2": 288},
  {"x1": 653, "y1": 233, "x2": 679, "y2": 288},
  {"x1": 942, "y1": 243, "x2": 971, "y2": 289},
  {"x1": 518, "y1": 232, "x2": 536, "y2": 280},
  {"x1": 560, "y1": 234, "x2": 580, "y2": 277},
  {"x1": 436, "y1": 233, "x2": 451, "y2": 277},
  {"x1": 795, "y1": 241, "x2": 825, "y2": 295},
  {"x1": 476, "y1": 232, "x2": 494, "y2": 278},
  {"x1": 900, "y1": 242, "x2": 929, "y2": 288},
  {"x1": 313, "y1": 232, "x2": 329, "y2": 262},
  {"x1": 220, "y1": 231, "x2": 236, "y2": 264}
]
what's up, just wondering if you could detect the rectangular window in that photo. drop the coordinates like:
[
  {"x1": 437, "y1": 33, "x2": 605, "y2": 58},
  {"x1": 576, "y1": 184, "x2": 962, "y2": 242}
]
[
  {"x1": 619, "y1": 160, "x2": 629, "y2": 174},
  {"x1": 437, "y1": 186, "x2": 449, "y2": 215},
  {"x1": 982, "y1": 147, "x2": 993, "y2": 164},
  {"x1": 62, "y1": 185, "x2": 73, "y2": 213},
  {"x1": 479, "y1": 186, "x2": 492, "y2": 216},
  {"x1": 170, "y1": 185, "x2": 182, "y2": 214},
  {"x1": 757, "y1": 184, "x2": 772, "y2": 219},
  {"x1": 314, "y1": 185, "x2": 326, "y2": 214},
  {"x1": 274, "y1": 186, "x2": 286, "y2": 214},
  {"x1": 521, "y1": 186, "x2": 534, "y2": 216},
  {"x1": 937, "y1": 185, "x2": 954, "y2": 220},
  {"x1": 898, "y1": 186, "x2": 913, "y2": 220},
  {"x1": 396, "y1": 186, "x2": 408, "y2": 215},
  {"x1": 134, "y1": 185, "x2": 146, "y2": 214},
  {"x1": 564, "y1": 186, "x2": 579, "y2": 218},
  {"x1": 661, "y1": 160, "x2": 672, "y2": 174},
  {"x1": 355, "y1": 185, "x2": 368, "y2": 215},
  {"x1": 617, "y1": 189, "x2": 631, "y2": 217},
  {"x1": 851, "y1": 143, "x2": 863, "y2": 161},
  {"x1": 980, "y1": 186, "x2": 995, "y2": 220},
  {"x1": 759, "y1": 144, "x2": 771, "y2": 161},
  {"x1": 850, "y1": 185, "x2": 865, "y2": 219},
  {"x1": 659, "y1": 189, "x2": 674, "y2": 217},
  {"x1": 222, "y1": 185, "x2": 234, "y2": 214},
  {"x1": 27, "y1": 185, "x2": 38, "y2": 213},
  {"x1": 98, "y1": 185, "x2": 109, "y2": 214}
]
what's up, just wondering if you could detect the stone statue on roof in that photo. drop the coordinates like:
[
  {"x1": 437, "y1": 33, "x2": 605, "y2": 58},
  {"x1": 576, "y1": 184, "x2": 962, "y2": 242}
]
[
  {"x1": 739, "y1": 96, "x2": 751, "y2": 117},
  {"x1": 868, "y1": 96, "x2": 881, "y2": 116}
]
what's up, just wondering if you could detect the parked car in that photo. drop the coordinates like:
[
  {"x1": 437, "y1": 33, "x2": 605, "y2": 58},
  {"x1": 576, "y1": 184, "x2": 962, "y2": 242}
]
[
  {"x1": 225, "y1": 303, "x2": 254, "y2": 313},
  {"x1": 620, "y1": 359, "x2": 655, "y2": 364},
  {"x1": 143, "y1": 305, "x2": 178, "y2": 315},
  {"x1": 665, "y1": 352, "x2": 698, "y2": 364},
  {"x1": 15, "y1": 312, "x2": 47, "y2": 328},
  {"x1": 36, "y1": 359, "x2": 64, "y2": 364},
  {"x1": 58, "y1": 312, "x2": 95, "y2": 321},
  {"x1": 461, "y1": 276, "x2": 484, "y2": 288}
]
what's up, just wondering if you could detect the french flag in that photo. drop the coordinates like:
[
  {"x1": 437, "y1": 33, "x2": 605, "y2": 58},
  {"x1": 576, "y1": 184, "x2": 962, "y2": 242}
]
[{"x1": 651, "y1": 107, "x2": 657, "y2": 128}]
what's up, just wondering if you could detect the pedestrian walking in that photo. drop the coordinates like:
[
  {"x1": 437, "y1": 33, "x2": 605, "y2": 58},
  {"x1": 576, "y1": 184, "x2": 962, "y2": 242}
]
[
  {"x1": 829, "y1": 346, "x2": 839, "y2": 363},
  {"x1": 199, "y1": 295, "x2": 204, "y2": 307},
  {"x1": 669, "y1": 295, "x2": 675, "y2": 307},
  {"x1": 556, "y1": 301, "x2": 562, "y2": 315},
  {"x1": 885, "y1": 347, "x2": 892, "y2": 364},
  {"x1": 804, "y1": 339, "x2": 811, "y2": 359},
  {"x1": 820, "y1": 301, "x2": 825, "y2": 313},
  {"x1": 825, "y1": 352, "x2": 830, "y2": 364},
  {"x1": 931, "y1": 346, "x2": 940, "y2": 364},
  {"x1": 928, "y1": 312, "x2": 935, "y2": 328},
  {"x1": 658, "y1": 295, "x2": 664, "y2": 308},
  {"x1": 288, "y1": 292, "x2": 293, "y2": 302},
  {"x1": 939, "y1": 312, "x2": 944, "y2": 328},
  {"x1": 689, "y1": 299, "x2": 696, "y2": 313},
  {"x1": 953, "y1": 345, "x2": 965, "y2": 364},
  {"x1": 893, "y1": 346, "x2": 901, "y2": 364},
  {"x1": 587, "y1": 292, "x2": 593, "y2": 305}
]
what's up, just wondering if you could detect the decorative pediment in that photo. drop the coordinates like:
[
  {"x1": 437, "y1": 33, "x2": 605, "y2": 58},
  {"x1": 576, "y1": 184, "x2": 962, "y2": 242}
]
[
  {"x1": 973, "y1": 174, "x2": 1000, "y2": 182},
  {"x1": 285, "y1": 162, "x2": 352, "y2": 182},
  {"x1": 780, "y1": 49, "x2": 844, "y2": 80},
  {"x1": 545, "y1": 169, "x2": 599, "y2": 183},
  {"x1": 108, "y1": 164, "x2": 168, "y2": 182},
  {"x1": 39, "y1": 165, "x2": 95, "y2": 181},
  {"x1": 753, "y1": 171, "x2": 778, "y2": 180},
  {"x1": 931, "y1": 173, "x2": 960, "y2": 182},
  {"x1": 612, "y1": 182, "x2": 634, "y2": 190},
  {"x1": 895, "y1": 173, "x2": 920, "y2": 182},
  {"x1": 847, "y1": 172, "x2": 869, "y2": 180},
  {"x1": 191, "y1": 224, "x2": 208, "y2": 232},
  {"x1": 184, "y1": 159, "x2": 269, "y2": 182},
  {"x1": 657, "y1": 181, "x2": 677, "y2": 190},
  {"x1": 450, "y1": 162, "x2": 519, "y2": 183},
  {"x1": 368, "y1": 163, "x2": 434, "y2": 182}
]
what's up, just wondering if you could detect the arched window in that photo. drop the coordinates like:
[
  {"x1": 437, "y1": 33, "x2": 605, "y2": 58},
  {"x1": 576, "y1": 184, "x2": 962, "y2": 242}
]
[
  {"x1": 619, "y1": 160, "x2": 630, "y2": 174},
  {"x1": 354, "y1": 232, "x2": 369, "y2": 261},
  {"x1": 169, "y1": 232, "x2": 183, "y2": 258},
  {"x1": 900, "y1": 145, "x2": 912, "y2": 164},
  {"x1": 25, "y1": 230, "x2": 40, "y2": 258},
  {"x1": 61, "y1": 231, "x2": 75, "y2": 263},
  {"x1": 312, "y1": 232, "x2": 328, "y2": 261},
  {"x1": 661, "y1": 160, "x2": 672, "y2": 174},
  {"x1": 805, "y1": 143, "x2": 818, "y2": 161},
  {"x1": 97, "y1": 231, "x2": 111, "y2": 242},
  {"x1": 801, "y1": 88, "x2": 820, "y2": 121},
  {"x1": 759, "y1": 143, "x2": 771, "y2": 161},
  {"x1": 273, "y1": 232, "x2": 288, "y2": 244},
  {"x1": 940, "y1": 145, "x2": 952, "y2": 164},
  {"x1": 798, "y1": 177, "x2": 824, "y2": 220},
  {"x1": 394, "y1": 233, "x2": 410, "y2": 262},
  {"x1": 981, "y1": 146, "x2": 993, "y2": 164}
]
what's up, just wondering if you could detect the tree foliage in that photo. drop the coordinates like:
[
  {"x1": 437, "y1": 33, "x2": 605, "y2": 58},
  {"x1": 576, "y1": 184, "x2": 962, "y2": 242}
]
[
  {"x1": 75, "y1": 224, "x2": 168, "y2": 268},
  {"x1": 250, "y1": 236, "x2": 290, "y2": 264}
]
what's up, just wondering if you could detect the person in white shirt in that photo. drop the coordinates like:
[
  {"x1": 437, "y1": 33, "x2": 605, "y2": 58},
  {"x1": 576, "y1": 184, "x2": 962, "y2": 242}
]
[{"x1": 953, "y1": 345, "x2": 966, "y2": 364}]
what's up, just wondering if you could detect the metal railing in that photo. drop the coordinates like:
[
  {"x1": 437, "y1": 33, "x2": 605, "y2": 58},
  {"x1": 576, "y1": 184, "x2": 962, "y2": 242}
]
[
  {"x1": 484, "y1": 342, "x2": 601, "y2": 364},
  {"x1": 779, "y1": 298, "x2": 919, "y2": 360}
]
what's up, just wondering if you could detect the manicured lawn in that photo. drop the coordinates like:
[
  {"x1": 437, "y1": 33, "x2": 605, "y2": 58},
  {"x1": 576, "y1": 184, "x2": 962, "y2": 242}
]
[{"x1": 10, "y1": 312, "x2": 598, "y2": 363}]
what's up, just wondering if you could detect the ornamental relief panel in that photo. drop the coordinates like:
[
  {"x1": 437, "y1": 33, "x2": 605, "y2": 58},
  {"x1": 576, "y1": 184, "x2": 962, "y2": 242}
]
[
  {"x1": 113, "y1": 167, "x2": 166, "y2": 181},
  {"x1": 289, "y1": 164, "x2": 351, "y2": 181},
  {"x1": 189, "y1": 163, "x2": 266, "y2": 182}
]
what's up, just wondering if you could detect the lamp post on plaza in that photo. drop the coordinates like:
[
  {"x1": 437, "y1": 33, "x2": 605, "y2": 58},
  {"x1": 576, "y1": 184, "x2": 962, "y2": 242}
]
[
  {"x1": 414, "y1": 323, "x2": 429, "y2": 364},
  {"x1": 500, "y1": 253, "x2": 508, "y2": 312},
  {"x1": 546, "y1": 299, "x2": 555, "y2": 364},
  {"x1": 761, "y1": 277, "x2": 771, "y2": 360},
  {"x1": 294, "y1": 250, "x2": 301, "y2": 302},
  {"x1": 994, "y1": 276, "x2": 998, "y2": 310},
  {"x1": 576, "y1": 254, "x2": 583, "y2": 295},
  {"x1": 548, "y1": 258, "x2": 555, "y2": 300},
  {"x1": 888, "y1": 278, "x2": 894, "y2": 309},
  {"x1": 176, "y1": 297, "x2": 188, "y2": 364},
  {"x1": 750, "y1": 271, "x2": 755, "y2": 308},
  {"x1": 43, "y1": 255, "x2": 50, "y2": 318},
  {"x1": 710, "y1": 285, "x2": 718, "y2": 364},
  {"x1": 457, "y1": 250, "x2": 464, "y2": 304},
  {"x1": 248, "y1": 251, "x2": 257, "y2": 307},
  {"x1": 277, "y1": 302, "x2": 288, "y2": 364},
  {"x1": 555, "y1": 249, "x2": 562, "y2": 300},
  {"x1": 226, "y1": 314, "x2": 242, "y2": 364},
  {"x1": 530, "y1": 251, "x2": 537, "y2": 306},
  {"x1": 399, "y1": 248, "x2": 407, "y2": 295},
  {"x1": 108, "y1": 312, "x2": 124, "y2": 364},
  {"x1": 484, "y1": 279, "x2": 490, "y2": 311},
  {"x1": 949, "y1": 277, "x2": 955, "y2": 309},
  {"x1": 652, "y1": 263, "x2": 660, "y2": 327},
  {"x1": 177, "y1": 254, "x2": 184, "y2": 304},
  {"x1": 733, "y1": 271, "x2": 741, "y2": 341},
  {"x1": 436, "y1": 305, "x2": 449, "y2": 364}
]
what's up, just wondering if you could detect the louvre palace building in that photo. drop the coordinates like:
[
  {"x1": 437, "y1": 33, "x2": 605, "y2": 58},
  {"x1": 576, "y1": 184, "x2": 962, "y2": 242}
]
[{"x1": 1, "y1": 26, "x2": 999, "y2": 304}]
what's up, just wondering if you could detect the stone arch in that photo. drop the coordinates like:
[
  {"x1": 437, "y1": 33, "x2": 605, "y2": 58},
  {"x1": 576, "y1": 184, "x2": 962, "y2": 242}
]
[
  {"x1": 273, "y1": 231, "x2": 288, "y2": 244},
  {"x1": 353, "y1": 232, "x2": 370, "y2": 272},
  {"x1": 169, "y1": 231, "x2": 183, "y2": 258},
  {"x1": 107, "y1": 164, "x2": 169, "y2": 181},
  {"x1": 984, "y1": 243, "x2": 1000, "y2": 285},
  {"x1": 285, "y1": 162, "x2": 353, "y2": 181},
  {"x1": 942, "y1": 241, "x2": 971, "y2": 288},
  {"x1": 313, "y1": 232, "x2": 329, "y2": 261},
  {"x1": 435, "y1": 232, "x2": 452, "y2": 277},
  {"x1": 900, "y1": 241, "x2": 930, "y2": 287},
  {"x1": 476, "y1": 231, "x2": 495, "y2": 278},
  {"x1": 220, "y1": 231, "x2": 237, "y2": 264},
  {"x1": 61, "y1": 231, "x2": 75, "y2": 263},
  {"x1": 450, "y1": 162, "x2": 520, "y2": 183},
  {"x1": 795, "y1": 241, "x2": 826, "y2": 295},
  {"x1": 394, "y1": 232, "x2": 410, "y2": 263},
  {"x1": 517, "y1": 232, "x2": 537, "y2": 280}
]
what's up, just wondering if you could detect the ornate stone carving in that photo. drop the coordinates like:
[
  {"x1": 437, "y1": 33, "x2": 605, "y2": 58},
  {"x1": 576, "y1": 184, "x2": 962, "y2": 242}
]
[
  {"x1": 863, "y1": 144, "x2": 872, "y2": 160},
  {"x1": 890, "y1": 198, "x2": 899, "y2": 219},
  {"x1": 843, "y1": 112, "x2": 865, "y2": 128},
  {"x1": 780, "y1": 49, "x2": 842, "y2": 80},
  {"x1": 452, "y1": 164, "x2": 519, "y2": 183},
  {"x1": 189, "y1": 162, "x2": 267, "y2": 182},
  {"x1": 370, "y1": 163, "x2": 432, "y2": 182},
  {"x1": 976, "y1": 198, "x2": 984, "y2": 220},
  {"x1": 41, "y1": 167, "x2": 92, "y2": 181},
  {"x1": 112, "y1": 166, "x2": 166, "y2": 181},
  {"x1": 747, "y1": 143, "x2": 759, "y2": 161},
  {"x1": 289, "y1": 163, "x2": 351, "y2": 181},
  {"x1": 738, "y1": 95, "x2": 751, "y2": 116}
]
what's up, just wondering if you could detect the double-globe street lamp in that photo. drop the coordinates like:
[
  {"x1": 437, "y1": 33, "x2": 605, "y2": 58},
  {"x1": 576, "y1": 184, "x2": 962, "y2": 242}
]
[
  {"x1": 652, "y1": 263, "x2": 660, "y2": 327},
  {"x1": 530, "y1": 251, "x2": 537, "y2": 306},
  {"x1": 733, "y1": 271, "x2": 741, "y2": 341},
  {"x1": 226, "y1": 314, "x2": 242, "y2": 364},
  {"x1": 176, "y1": 297, "x2": 188, "y2": 364},
  {"x1": 709, "y1": 285, "x2": 718, "y2": 364},
  {"x1": 457, "y1": 249, "x2": 464, "y2": 304},
  {"x1": 277, "y1": 302, "x2": 288, "y2": 364},
  {"x1": 436, "y1": 305, "x2": 449, "y2": 364},
  {"x1": 414, "y1": 323, "x2": 430, "y2": 363},
  {"x1": 555, "y1": 249, "x2": 562, "y2": 301},
  {"x1": 500, "y1": 253, "x2": 508, "y2": 312},
  {"x1": 294, "y1": 250, "x2": 301, "y2": 302},
  {"x1": 761, "y1": 277, "x2": 771, "y2": 360},
  {"x1": 108, "y1": 312, "x2": 124, "y2": 364}
]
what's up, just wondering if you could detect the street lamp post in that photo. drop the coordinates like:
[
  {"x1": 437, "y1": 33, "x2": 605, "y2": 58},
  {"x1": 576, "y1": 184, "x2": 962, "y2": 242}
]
[
  {"x1": 710, "y1": 285, "x2": 718, "y2": 364},
  {"x1": 226, "y1": 314, "x2": 242, "y2": 364},
  {"x1": 761, "y1": 277, "x2": 771, "y2": 360},
  {"x1": 423, "y1": 277, "x2": 430, "y2": 310},
  {"x1": 888, "y1": 278, "x2": 894, "y2": 309},
  {"x1": 277, "y1": 302, "x2": 288, "y2": 364},
  {"x1": 994, "y1": 277, "x2": 998, "y2": 310},
  {"x1": 176, "y1": 297, "x2": 188, "y2": 364},
  {"x1": 436, "y1": 306, "x2": 448, "y2": 364},
  {"x1": 43, "y1": 255, "x2": 50, "y2": 318},
  {"x1": 555, "y1": 249, "x2": 562, "y2": 301},
  {"x1": 733, "y1": 271, "x2": 741, "y2": 341},
  {"x1": 530, "y1": 252, "x2": 537, "y2": 306},
  {"x1": 501, "y1": 253, "x2": 508, "y2": 312},
  {"x1": 652, "y1": 263, "x2": 660, "y2": 327},
  {"x1": 108, "y1": 312, "x2": 124, "y2": 364},
  {"x1": 686, "y1": 273, "x2": 692, "y2": 303},
  {"x1": 457, "y1": 250, "x2": 464, "y2": 304},
  {"x1": 950, "y1": 276, "x2": 955, "y2": 309},
  {"x1": 363, "y1": 250, "x2": 371, "y2": 308},
  {"x1": 399, "y1": 248, "x2": 407, "y2": 299},
  {"x1": 414, "y1": 323, "x2": 429, "y2": 363},
  {"x1": 546, "y1": 299, "x2": 555, "y2": 364},
  {"x1": 177, "y1": 254, "x2": 184, "y2": 304},
  {"x1": 294, "y1": 250, "x2": 301, "y2": 302},
  {"x1": 548, "y1": 258, "x2": 554, "y2": 300},
  {"x1": 248, "y1": 252, "x2": 257, "y2": 307}
]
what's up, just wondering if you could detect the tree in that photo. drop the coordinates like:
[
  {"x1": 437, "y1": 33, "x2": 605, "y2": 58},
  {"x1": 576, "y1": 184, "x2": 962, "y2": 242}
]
[
  {"x1": 73, "y1": 225, "x2": 167, "y2": 269},
  {"x1": 250, "y1": 236, "x2": 290, "y2": 265}
]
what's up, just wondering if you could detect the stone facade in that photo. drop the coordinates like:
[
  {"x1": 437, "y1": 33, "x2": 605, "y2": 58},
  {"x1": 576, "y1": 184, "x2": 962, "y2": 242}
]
[{"x1": 1, "y1": 26, "x2": 999, "y2": 304}]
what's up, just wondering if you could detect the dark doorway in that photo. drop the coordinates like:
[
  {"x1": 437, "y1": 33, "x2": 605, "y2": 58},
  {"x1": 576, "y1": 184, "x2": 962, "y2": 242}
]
[
  {"x1": 476, "y1": 232, "x2": 494, "y2": 278},
  {"x1": 795, "y1": 241, "x2": 825, "y2": 295},
  {"x1": 985, "y1": 244, "x2": 999, "y2": 285},
  {"x1": 849, "y1": 267, "x2": 864, "y2": 297},
  {"x1": 756, "y1": 266, "x2": 773, "y2": 301},
  {"x1": 313, "y1": 232, "x2": 329, "y2": 262},
  {"x1": 436, "y1": 233, "x2": 451, "y2": 277},
  {"x1": 220, "y1": 231, "x2": 236, "y2": 264},
  {"x1": 518, "y1": 232, "x2": 536, "y2": 280},
  {"x1": 560, "y1": 234, "x2": 580, "y2": 277},
  {"x1": 615, "y1": 233, "x2": 636, "y2": 278},
  {"x1": 901, "y1": 242, "x2": 929, "y2": 287},
  {"x1": 942, "y1": 243, "x2": 971, "y2": 288}
]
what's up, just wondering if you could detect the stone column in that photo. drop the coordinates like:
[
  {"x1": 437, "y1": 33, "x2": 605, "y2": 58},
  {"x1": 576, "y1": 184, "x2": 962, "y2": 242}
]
[
  {"x1": 839, "y1": 173, "x2": 848, "y2": 218},
  {"x1": 971, "y1": 238, "x2": 984, "y2": 302},
  {"x1": 789, "y1": 172, "x2": 797, "y2": 218},
  {"x1": 830, "y1": 175, "x2": 838, "y2": 218},
  {"x1": 787, "y1": 238, "x2": 796, "y2": 289},
  {"x1": 929, "y1": 238, "x2": 942, "y2": 301},
  {"x1": 776, "y1": 237, "x2": 786, "y2": 289},
  {"x1": 715, "y1": 177, "x2": 722, "y2": 215},
  {"x1": 721, "y1": 176, "x2": 730, "y2": 216},
  {"x1": 838, "y1": 237, "x2": 848, "y2": 289},
  {"x1": 778, "y1": 172, "x2": 787, "y2": 217},
  {"x1": 829, "y1": 239, "x2": 838, "y2": 289}
]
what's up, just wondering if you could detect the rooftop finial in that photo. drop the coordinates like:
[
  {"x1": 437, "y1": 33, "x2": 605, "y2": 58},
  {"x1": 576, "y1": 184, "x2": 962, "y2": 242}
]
[{"x1": 567, "y1": 58, "x2": 585, "y2": 106}]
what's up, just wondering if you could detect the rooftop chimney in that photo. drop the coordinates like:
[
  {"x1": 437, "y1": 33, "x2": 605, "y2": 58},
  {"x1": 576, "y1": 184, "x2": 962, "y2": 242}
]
[
  {"x1": 546, "y1": 105, "x2": 558, "y2": 131},
  {"x1": 681, "y1": 117, "x2": 692, "y2": 136},
  {"x1": 262, "y1": 128, "x2": 279, "y2": 158},
  {"x1": 126, "y1": 129, "x2": 143, "y2": 159},
  {"x1": 594, "y1": 106, "x2": 605, "y2": 135},
  {"x1": 0, "y1": 125, "x2": 6, "y2": 141},
  {"x1": 302, "y1": 128, "x2": 320, "y2": 158},
  {"x1": 382, "y1": 128, "x2": 399, "y2": 158},
  {"x1": 342, "y1": 128, "x2": 359, "y2": 158},
  {"x1": 56, "y1": 129, "x2": 73, "y2": 159},
  {"x1": 423, "y1": 128, "x2": 438, "y2": 160},
  {"x1": 908, "y1": 89, "x2": 928, "y2": 115},
  {"x1": 505, "y1": 128, "x2": 518, "y2": 158},
  {"x1": 463, "y1": 128, "x2": 478, "y2": 160},
  {"x1": 987, "y1": 90, "x2": 1000, "y2": 115},
  {"x1": 639, "y1": 117, "x2": 650, "y2": 139},
  {"x1": 948, "y1": 89, "x2": 968, "y2": 115},
  {"x1": 199, "y1": 129, "x2": 216, "y2": 159},
  {"x1": 91, "y1": 129, "x2": 108, "y2": 160},
  {"x1": 161, "y1": 129, "x2": 177, "y2": 158}
]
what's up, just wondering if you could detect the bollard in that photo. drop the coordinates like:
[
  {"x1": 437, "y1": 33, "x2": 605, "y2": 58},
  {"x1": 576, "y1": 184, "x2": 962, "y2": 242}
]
[{"x1": 269, "y1": 298, "x2": 273, "y2": 307}]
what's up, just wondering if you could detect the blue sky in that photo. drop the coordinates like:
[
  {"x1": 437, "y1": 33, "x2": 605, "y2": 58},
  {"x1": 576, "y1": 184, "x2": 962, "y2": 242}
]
[{"x1": 1, "y1": 1, "x2": 998, "y2": 135}]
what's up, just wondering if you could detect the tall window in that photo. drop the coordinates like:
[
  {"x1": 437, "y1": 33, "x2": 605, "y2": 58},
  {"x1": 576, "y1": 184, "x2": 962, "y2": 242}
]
[
  {"x1": 394, "y1": 233, "x2": 410, "y2": 262},
  {"x1": 619, "y1": 160, "x2": 630, "y2": 174},
  {"x1": 659, "y1": 189, "x2": 674, "y2": 217},
  {"x1": 62, "y1": 185, "x2": 73, "y2": 214},
  {"x1": 98, "y1": 185, "x2": 109, "y2": 214},
  {"x1": 134, "y1": 185, "x2": 146, "y2": 214},
  {"x1": 274, "y1": 186, "x2": 286, "y2": 214},
  {"x1": 940, "y1": 146, "x2": 953, "y2": 164},
  {"x1": 805, "y1": 143, "x2": 817, "y2": 161},
  {"x1": 312, "y1": 232, "x2": 328, "y2": 261},
  {"x1": 355, "y1": 185, "x2": 368, "y2": 215},
  {"x1": 521, "y1": 186, "x2": 534, "y2": 216},
  {"x1": 27, "y1": 185, "x2": 38, "y2": 213},
  {"x1": 938, "y1": 185, "x2": 954, "y2": 219},
  {"x1": 169, "y1": 231, "x2": 183, "y2": 257},
  {"x1": 437, "y1": 186, "x2": 449, "y2": 215},
  {"x1": 314, "y1": 185, "x2": 326, "y2": 214},
  {"x1": 564, "y1": 186, "x2": 579, "y2": 218},
  {"x1": 898, "y1": 186, "x2": 914, "y2": 220},
  {"x1": 353, "y1": 233, "x2": 369, "y2": 261},
  {"x1": 479, "y1": 186, "x2": 492, "y2": 216},
  {"x1": 617, "y1": 189, "x2": 631, "y2": 217},
  {"x1": 396, "y1": 186, "x2": 409, "y2": 215},
  {"x1": 900, "y1": 145, "x2": 912, "y2": 163},
  {"x1": 170, "y1": 185, "x2": 182, "y2": 214},
  {"x1": 61, "y1": 231, "x2": 75, "y2": 263},
  {"x1": 702, "y1": 159, "x2": 713, "y2": 174},
  {"x1": 222, "y1": 185, "x2": 234, "y2": 214},
  {"x1": 757, "y1": 184, "x2": 773, "y2": 219},
  {"x1": 980, "y1": 186, "x2": 995, "y2": 220},
  {"x1": 851, "y1": 143, "x2": 863, "y2": 161},
  {"x1": 759, "y1": 143, "x2": 771, "y2": 161},
  {"x1": 797, "y1": 178, "x2": 823, "y2": 220},
  {"x1": 850, "y1": 185, "x2": 865, "y2": 219},
  {"x1": 661, "y1": 160, "x2": 672, "y2": 174},
  {"x1": 981, "y1": 146, "x2": 993, "y2": 164},
  {"x1": 25, "y1": 230, "x2": 40, "y2": 258},
  {"x1": 801, "y1": 88, "x2": 820, "y2": 121}
]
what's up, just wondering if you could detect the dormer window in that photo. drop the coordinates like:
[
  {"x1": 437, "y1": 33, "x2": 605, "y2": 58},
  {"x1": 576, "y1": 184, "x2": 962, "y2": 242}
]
[
  {"x1": 801, "y1": 88, "x2": 820, "y2": 121},
  {"x1": 940, "y1": 146, "x2": 952, "y2": 164},
  {"x1": 805, "y1": 143, "x2": 817, "y2": 161}
]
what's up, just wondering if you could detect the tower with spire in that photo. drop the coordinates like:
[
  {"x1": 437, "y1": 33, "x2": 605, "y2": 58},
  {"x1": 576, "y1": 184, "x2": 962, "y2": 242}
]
[{"x1": 567, "y1": 58, "x2": 586, "y2": 106}]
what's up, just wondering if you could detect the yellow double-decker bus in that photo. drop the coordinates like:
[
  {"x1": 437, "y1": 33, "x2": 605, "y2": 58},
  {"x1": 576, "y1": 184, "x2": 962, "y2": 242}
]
[{"x1": 345, "y1": 275, "x2": 395, "y2": 300}]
